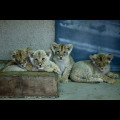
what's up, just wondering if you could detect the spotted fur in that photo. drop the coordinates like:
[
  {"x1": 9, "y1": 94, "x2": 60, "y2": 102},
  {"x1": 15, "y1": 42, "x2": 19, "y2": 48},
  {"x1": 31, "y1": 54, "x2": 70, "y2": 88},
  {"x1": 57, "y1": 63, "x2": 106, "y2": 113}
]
[
  {"x1": 51, "y1": 42, "x2": 75, "y2": 83},
  {"x1": 9, "y1": 48, "x2": 32, "y2": 68},
  {"x1": 70, "y1": 53, "x2": 119, "y2": 84},
  {"x1": 2, "y1": 48, "x2": 32, "y2": 72},
  {"x1": 28, "y1": 49, "x2": 61, "y2": 75}
]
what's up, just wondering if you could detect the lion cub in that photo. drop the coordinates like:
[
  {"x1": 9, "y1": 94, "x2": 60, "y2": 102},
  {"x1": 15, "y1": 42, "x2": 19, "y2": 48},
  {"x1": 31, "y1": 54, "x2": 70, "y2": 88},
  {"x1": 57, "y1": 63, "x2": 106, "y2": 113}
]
[
  {"x1": 70, "y1": 53, "x2": 119, "y2": 84},
  {"x1": 2, "y1": 48, "x2": 32, "y2": 72},
  {"x1": 28, "y1": 49, "x2": 61, "y2": 75},
  {"x1": 51, "y1": 42, "x2": 75, "y2": 83}
]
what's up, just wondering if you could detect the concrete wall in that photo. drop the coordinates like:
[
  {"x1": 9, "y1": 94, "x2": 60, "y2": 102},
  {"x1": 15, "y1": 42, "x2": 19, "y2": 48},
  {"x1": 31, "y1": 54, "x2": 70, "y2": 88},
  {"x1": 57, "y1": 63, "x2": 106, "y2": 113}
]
[{"x1": 0, "y1": 20, "x2": 55, "y2": 60}]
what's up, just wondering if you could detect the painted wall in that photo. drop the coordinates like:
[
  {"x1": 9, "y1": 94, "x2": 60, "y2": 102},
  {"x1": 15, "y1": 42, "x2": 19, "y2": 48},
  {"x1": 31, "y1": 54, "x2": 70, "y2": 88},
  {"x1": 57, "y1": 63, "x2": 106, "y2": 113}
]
[
  {"x1": 0, "y1": 20, "x2": 55, "y2": 60},
  {"x1": 55, "y1": 20, "x2": 120, "y2": 71}
]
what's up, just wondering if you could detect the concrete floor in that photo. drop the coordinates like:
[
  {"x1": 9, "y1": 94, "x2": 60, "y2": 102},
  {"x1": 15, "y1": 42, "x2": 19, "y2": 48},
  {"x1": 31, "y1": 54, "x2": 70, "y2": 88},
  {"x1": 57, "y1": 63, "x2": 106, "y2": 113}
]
[
  {"x1": 0, "y1": 73, "x2": 120, "y2": 100},
  {"x1": 0, "y1": 61, "x2": 120, "y2": 100}
]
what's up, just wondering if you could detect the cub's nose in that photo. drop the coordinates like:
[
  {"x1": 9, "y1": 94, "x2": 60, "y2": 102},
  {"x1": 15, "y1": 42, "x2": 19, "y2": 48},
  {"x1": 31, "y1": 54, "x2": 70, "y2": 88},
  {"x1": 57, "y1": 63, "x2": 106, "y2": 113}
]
[
  {"x1": 100, "y1": 67, "x2": 104, "y2": 71},
  {"x1": 60, "y1": 56, "x2": 62, "y2": 60},
  {"x1": 20, "y1": 65, "x2": 25, "y2": 68},
  {"x1": 39, "y1": 65, "x2": 42, "y2": 68}
]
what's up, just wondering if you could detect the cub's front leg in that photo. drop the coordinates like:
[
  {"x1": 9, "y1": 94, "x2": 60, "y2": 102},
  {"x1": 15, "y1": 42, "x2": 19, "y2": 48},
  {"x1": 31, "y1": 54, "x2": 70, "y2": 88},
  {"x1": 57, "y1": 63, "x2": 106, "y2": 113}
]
[
  {"x1": 53, "y1": 65, "x2": 61, "y2": 75},
  {"x1": 44, "y1": 65, "x2": 61, "y2": 75},
  {"x1": 44, "y1": 66, "x2": 54, "y2": 72},
  {"x1": 106, "y1": 72, "x2": 119, "y2": 79},
  {"x1": 60, "y1": 67, "x2": 71, "y2": 83},
  {"x1": 99, "y1": 73, "x2": 116, "y2": 84},
  {"x1": 50, "y1": 62, "x2": 62, "y2": 75},
  {"x1": 52, "y1": 66, "x2": 62, "y2": 82},
  {"x1": 44, "y1": 65, "x2": 62, "y2": 82}
]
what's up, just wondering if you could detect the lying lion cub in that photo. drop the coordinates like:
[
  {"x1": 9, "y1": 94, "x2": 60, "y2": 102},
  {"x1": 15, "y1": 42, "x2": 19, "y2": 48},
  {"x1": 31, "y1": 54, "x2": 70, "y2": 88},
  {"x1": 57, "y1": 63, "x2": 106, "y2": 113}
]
[
  {"x1": 28, "y1": 49, "x2": 61, "y2": 75},
  {"x1": 2, "y1": 48, "x2": 32, "y2": 72},
  {"x1": 70, "y1": 53, "x2": 119, "y2": 84}
]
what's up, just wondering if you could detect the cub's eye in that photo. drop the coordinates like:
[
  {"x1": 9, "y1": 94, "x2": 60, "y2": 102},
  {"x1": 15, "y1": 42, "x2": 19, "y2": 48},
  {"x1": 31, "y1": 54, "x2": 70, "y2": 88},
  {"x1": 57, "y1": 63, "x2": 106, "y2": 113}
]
[
  {"x1": 35, "y1": 59, "x2": 38, "y2": 61},
  {"x1": 12, "y1": 55, "x2": 15, "y2": 58},
  {"x1": 42, "y1": 58, "x2": 45, "y2": 60}
]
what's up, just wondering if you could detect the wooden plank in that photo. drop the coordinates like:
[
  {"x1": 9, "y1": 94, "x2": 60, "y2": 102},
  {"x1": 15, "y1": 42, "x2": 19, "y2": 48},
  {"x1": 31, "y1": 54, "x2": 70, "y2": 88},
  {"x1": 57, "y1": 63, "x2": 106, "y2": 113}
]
[
  {"x1": 0, "y1": 76, "x2": 22, "y2": 97},
  {"x1": 0, "y1": 71, "x2": 57, "y2": 77},
  {"x1": 22, "y1": 76, "x2": 58, "y2": 97},
  {"x1": 0, "y1": 71, "x2": 58, "y2": 98}
]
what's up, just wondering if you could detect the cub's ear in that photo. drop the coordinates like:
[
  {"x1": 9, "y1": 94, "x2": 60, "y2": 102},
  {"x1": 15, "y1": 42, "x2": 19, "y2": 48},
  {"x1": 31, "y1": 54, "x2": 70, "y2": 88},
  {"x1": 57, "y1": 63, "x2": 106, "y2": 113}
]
[
  {"x1": 89, "y1": 54, "x2": 97, "y2": 61},
  {"x1": 27, "y1": 48, "x2": 34, "y2": 58},
  {"x1": 51, "y1": 42, "x2": 58, "y2": 53},
  {"x1": 26, "y1": 47, "x2": 33, "y2": 53},
  {"x1": 107, "y1": 54, "x2": 114, "y2": 61},
  {"x1": 9, "y1": 51, "x2": 16, "y2": 59},
  {"x1": 45, "y1": 49, "x2": 52, "y2": 58},
  {"x1": 66, "y1": 44, "x2": 73, "y2": 53}
]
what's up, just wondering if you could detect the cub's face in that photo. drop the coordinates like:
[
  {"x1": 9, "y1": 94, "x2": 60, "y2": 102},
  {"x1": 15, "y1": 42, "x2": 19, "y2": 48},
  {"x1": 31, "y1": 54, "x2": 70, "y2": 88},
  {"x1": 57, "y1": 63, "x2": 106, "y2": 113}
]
[
  {"x1": 9, "y1": 48, "x2": 32, "y2": 68},
  {"x1": 51, "y1": 42, "x2": 73, "y2": 61},
  {"x1": 89, "y1": 53, "x2": 113, "y2": 71},
  {"x1": 28, "y1": 50, "x2": 51, "y2": 70}
]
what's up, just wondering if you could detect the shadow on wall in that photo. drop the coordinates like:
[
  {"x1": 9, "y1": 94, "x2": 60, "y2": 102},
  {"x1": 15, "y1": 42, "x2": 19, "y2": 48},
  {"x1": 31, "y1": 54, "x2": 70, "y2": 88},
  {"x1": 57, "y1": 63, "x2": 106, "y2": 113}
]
[{"x1": 55, "y1": 20, "x2": 120, "y2": 72}]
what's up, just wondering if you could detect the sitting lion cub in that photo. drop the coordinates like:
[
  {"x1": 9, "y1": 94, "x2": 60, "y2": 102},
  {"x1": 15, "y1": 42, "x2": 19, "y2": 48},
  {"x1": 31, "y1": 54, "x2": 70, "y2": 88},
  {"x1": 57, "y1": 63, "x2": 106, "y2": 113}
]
[
  {"x1": 70, "y1": 53, "x2": 119, "y2": 84},
  {"x1": 28, "y1": 49, "x2": 61, "y2": 75},
  {"x1": 51, "y1": 42, "x2": 75, "y2": 83}
]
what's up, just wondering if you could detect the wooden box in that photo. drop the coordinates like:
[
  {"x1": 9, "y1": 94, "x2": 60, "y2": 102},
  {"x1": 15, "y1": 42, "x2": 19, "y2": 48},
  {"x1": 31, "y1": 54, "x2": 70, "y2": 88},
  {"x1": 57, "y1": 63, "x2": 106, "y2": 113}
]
[{"x1": 0, "y1": 61, "x2": 58, "y2": 98}]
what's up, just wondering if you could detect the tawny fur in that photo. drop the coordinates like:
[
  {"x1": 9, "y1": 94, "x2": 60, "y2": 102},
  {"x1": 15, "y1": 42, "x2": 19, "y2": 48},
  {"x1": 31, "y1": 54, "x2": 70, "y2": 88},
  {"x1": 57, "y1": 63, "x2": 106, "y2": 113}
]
[
  {"x1": 51, "y1": 42, "x2": 75, "y2": 83},
  {"x1": 28, "y1": 49, "x2": 61, "y2": 75},
  {"x1": 70, "y1": 53, "x2": 119, "y2": 84},
  {"x1": 2, "y1": 47, "x2": 32, "y2": 72}
]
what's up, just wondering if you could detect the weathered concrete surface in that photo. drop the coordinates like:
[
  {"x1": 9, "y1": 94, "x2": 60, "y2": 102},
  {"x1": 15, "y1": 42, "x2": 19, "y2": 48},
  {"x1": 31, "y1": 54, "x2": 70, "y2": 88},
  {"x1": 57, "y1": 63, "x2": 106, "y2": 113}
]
[{"x1": 0, "y1": 20, "x2": 55, "y2": 60}]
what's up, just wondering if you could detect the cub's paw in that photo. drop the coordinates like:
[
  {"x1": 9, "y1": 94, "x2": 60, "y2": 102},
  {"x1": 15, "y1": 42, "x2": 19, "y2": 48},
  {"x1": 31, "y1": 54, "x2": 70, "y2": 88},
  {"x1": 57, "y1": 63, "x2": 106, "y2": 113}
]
[
  {"x1": 107, "y1": 72, "x2": 119, "y2": 79},
  {"x1": 57, "y1": 75, "x2": 62, "y2": 81},
  {"x1": 54, "y1": 68, "x2": 61, "y2": 75},
  {"x1": 108, "y1": 79, "x2": 116, "y2": 84},
  {"x1": 60, "y1": 77, "x2": 68, "y2": 84},
  {"x1": 26, "y1": 63, "x2": 33, "y2": 71},
  {"x1": 112, "y1": 80, "x2": 120, "y2": 85},
  {"x1": 111, "y1": 74, "x2": 119, "y2": 79}
]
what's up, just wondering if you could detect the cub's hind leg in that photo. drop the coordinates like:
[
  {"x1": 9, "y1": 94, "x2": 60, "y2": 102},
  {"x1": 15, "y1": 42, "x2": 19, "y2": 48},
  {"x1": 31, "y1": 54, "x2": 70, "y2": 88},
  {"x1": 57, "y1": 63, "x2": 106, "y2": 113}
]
[{"x1": 70, "y1": 72, "x2": 103, "y2": 83}]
